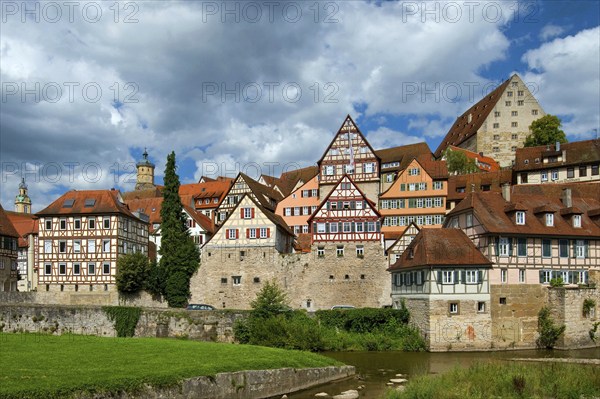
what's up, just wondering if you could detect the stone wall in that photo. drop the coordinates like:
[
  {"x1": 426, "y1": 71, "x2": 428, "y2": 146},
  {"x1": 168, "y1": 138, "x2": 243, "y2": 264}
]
[
  {"x1": 490, "y1": 284, "x2": 548, "y2": 349},
  {"x1": 191, "y1": 242, "x2": 390, "y2": 310},
  {"x1": 73, "y1": 366, "x2": 356, "y2": 399},
  {"x1": 0, "y1": 304, "x2": 247, "y2": 342},
  {"x1": 0, "y1": 290, "x2": 168, "y2": 308},
  {"x1": 548, "y1": 287, "x2": 600, "y2": 349}
]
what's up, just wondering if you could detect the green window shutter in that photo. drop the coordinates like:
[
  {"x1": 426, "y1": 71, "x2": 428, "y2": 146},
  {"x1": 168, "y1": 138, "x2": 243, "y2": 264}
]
[
  {"x1": 338, "y1": 222, "x2": 342, "y2": 232},
  {"x1": 350, "y1": 201, "x2": 355, "y2": 209},
  {"x1": 572, "y1": 240, "x2": 576, "y2": 258},
  {"x1": 584, "y1": 240, "x2": 589, "y2": 258},
  {"x1": 539, "y1": 270, "x2": 545, "y2": 283},
  {"x1": 494, "y1": 237, "x2": 500, "y2": 256},
  {"x1": 461, "y1": 270, "x2": 466, "y2": 283},
  {"x1": 401, "y1": 183, "x2": 406, "y2": 191},
  {"x1": 437, "y1": 271, "x2": 442, "y2": 284},
  {"x1": 325, "y1": 223, "x2": 330, "y2": 233},
  {"x1": 454, "y1": 270, "x2": 460, "y2": 284},
  {"x1": 509, "y1": 238, "x2": 514, "y2": 255},
  {"x1": 477, "y1": 270, "x2": 483, "y2": 283}
]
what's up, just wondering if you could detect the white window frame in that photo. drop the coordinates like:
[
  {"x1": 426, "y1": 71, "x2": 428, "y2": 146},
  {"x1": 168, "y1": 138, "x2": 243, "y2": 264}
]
[
  {"x1": 317, "y1": 223, "x2": 326, "y2": 233},
  {"x1": 356, "y1": 246, "x2": 364, "y2": 257},
  {"x1": 516, "y1": 211, "x2": 525, "y2": 225},
  {"x1": 44, "y1": 263, "x2": 52, "y2": 275},
  {"x1": 60, "y1": 218, "x2": 67, "y2": 230},
  {"x1": 499, "y1": 237, "x2": 510, "y2": 257},
  {"x1": 330, "y1": 223, "x2": 338, "y2": 233},
  {"x1": 73, "y1": 240, "x2": 81, "y2": 254},
  {"x1": 336, "y1": 246, "x2": 344, "y2": 257},
  {"x1": 88, "y1": 263, "x2": 95, "y2": 275},
  {"x1": 551, "y1": 170, "x2": 559, "y2": 181},
  {"x1": 87, "y1": 240, "x2": 96, "y2": 253},
  {"x1": 73, "y1": 263, "x2": 80, "y2": 276},
  {"x1": 500, "y1": 269, "x2": 508, "y2": 283},
  {"x1": 519, "y1": 269, "x2": 526, "y2": 283},
  {"x1": 449, "y1": 303, "x2": 458, "y2": 314},
  {"x1": 103, "y1": 217, "x2": 110, "y2": 229},
  {"x1": 243, "y1": 208, "x2": 252, "y2": 219},
  {"x1": 541, "y1": 171, "x2": 548, "y2": 181},
  {"x1": 103, "y1": 263, "x2": 111, "y2": 275},
  {"x1": 102, "y1": 239, "x2": 110, "y2": 253},
  {"x1": 227, "y1": 229, "x2": 237, "y2": 240},
  {"x1": 546, "y1": 213, "x2": 554, "y2": 227},
  {"x1": 249, "y1": 228, "x2": 257, "y2": 239},
  {"x1": 343, "y1": 222, "x2": 351, "y2": 233},
  {"x1": 442, "y1": 270, "x2": 453, "y2": 284},
  {"x1": 465, "y1": 270, "x2": 478, "y2": 284},
  {"x1": 260, "y1": 228, "x2": 268, "y2": 238},
  {"x1": 573, "y1": 215, "x2": 582, "y2": 228},
  {"x1": 284, "y1": 208, "x2": 292, "y2": 216},
  {"x1": 232, "y1": 276, "x2": 242, "y2": 286},
  {"x1": 364, "y1": 163, "x2": 374, "y2": 173},
  {"x1": 576, "y1": 240, "x2": 585, "y2": 258}
]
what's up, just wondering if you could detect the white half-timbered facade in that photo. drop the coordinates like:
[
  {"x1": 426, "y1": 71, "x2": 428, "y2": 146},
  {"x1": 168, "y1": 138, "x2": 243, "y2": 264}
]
[
  {"x1": 309, "y1": 175, "x2": 382, "y2": 243},
  {"x1": 0, "y1": 204, "x2": 19, "y2": 291},
  {"x1": 318, "y1": 115, "x2": 380, "y2": 201},
  {"x1": 36, "y1": 190, "x2": 149, "y2": 291},
  {"x1": 215, "y1": 173, "x2": 283, "y2": 225},
  {"x1": 387, "y1": 223, "x2": 420, "y2": 266}
]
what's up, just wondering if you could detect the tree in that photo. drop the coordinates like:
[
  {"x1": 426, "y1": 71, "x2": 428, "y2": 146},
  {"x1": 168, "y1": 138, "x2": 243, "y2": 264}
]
[
  {"x1": 116, "y1": 253, "x2": 149, "y2": 293},
  {"x1": 536, "y1": 306, "x2": 566, "y2": 349},
  {"x1": 250, "y1": 280, "x2": 289, "y2": 319},
  {"x1": 524, "y1": 114, "x2": 568, "y2": 147},
  {"x1": 145, "y1": 259, "x2": 165, "y2": 297},
  {"x1": 159, "y1": 151, "x2": 200, "y2": 307},
  {"x1": 444, "y1": 148, "x2": 478, "y2": 175}
]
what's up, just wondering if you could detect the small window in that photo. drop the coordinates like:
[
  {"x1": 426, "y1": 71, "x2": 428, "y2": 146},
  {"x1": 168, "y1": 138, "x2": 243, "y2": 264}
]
[
  {"x1": 74, "y1": 219, "x2": 81, "y2": 230},
  {"x1": 356, "y1": 245, "x2": 364, "y2": 258},
  {"x1": 44, "y1": 263, "x2": 52, "y2": 275},
  {"x1": 546, "y1": 213, "x2": 554, "y2": 227},
  {"x1": 511, "y1": 111, "x2": 518, "y2": 116},
  {"x1": 567, "y1": 168, "x2": 574, "y2": 178},
  {"x1": 60, "y1": 218, "x2": 67, "y2": 230},
  {"x1": 499, "y1": 297, "x2": 507, "y2": 305},
  {"x1": 477, "y1": 302, "x2": 486, "y2": 313},
  {"x1": 579, "y1": 166, "x2": 587, "y2": 177},
  {"x1": 507, "y1": 91, "x2": 513, "y2": 97},
  {"x1": 84, "y1": 198, "x2": 96, "y2": 207},
  {"x1": 493, "y1": 123, "x2": 499, "y2": 129},
  {"x1": 45, "y1": 219, "x2": 52, "y2": 230},
  {"x1": 73, "y1": 263, "x2": 81, "y2": 275},
  {"x1": 253, "y1": 277, "x2": 260, "y2": 283},
  {"x1": 103, "y1": 218, "x2": 110, "y2": 229},
  {"x1": 505, "y1": 101, "x2": 511, "y2": 106},
  {"x1": 88, "y1": 263, "x2": 95, "y2": 275},
  {"x1": 516, "y1": 211, "x2": 526, "y2": 225},
  {"x1": 103, "y1": 263, "x2": 110, "y2": 275},
  {"x1": 221, "y1": 278, "x2": 227, "y2": 284},
  {"x1": 317, "y1": 246, "x2": 325, "y2": 257},
  {"x1": 449, "y1": 303, "x2": 459, "y2": 314},
  {"x1": 232, "y1": 276, "x2": 241, "y2": 286},
  {"x1": 518, "y1": 269, "x2": 525, "y2": 283},
  {"x1": 551, "y1": 170, "x2": 559, "y2": 181},
  {"x1": 59, "y1": 241, "x2": 67, "y2": 253},
  {"x1": 573, "y1": 215, "x2": 582, "y2": 228},
  {"x1": 62, "y1": 199, "x2": 75, "y2": 208},
  {"x1": 532, "y1": 109, "x2": 538, "y2": 115},
  {"x1": 493, "y1": 134, "x2": 500, "y2": 140},
  {"x1": 592, "y1": 165, "x2": 599, "y2": 176},
  {"x1": 88, "y1": 218, "x2": 96, "y2": 229},
  {"x1": 336, "y1": 246, "x2": 344, "y2": 257},
  {"x1": 511, "y1": 122, "x2": 518, "y2": 127},
  {"x1": 500, "y1": 269, "x2": 507, "y2": 283}
]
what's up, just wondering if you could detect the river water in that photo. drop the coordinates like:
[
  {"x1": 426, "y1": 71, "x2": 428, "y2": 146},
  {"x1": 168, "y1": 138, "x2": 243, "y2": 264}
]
[{"x1": 289, "y1": 348, "x2": 600, "y2": 399}]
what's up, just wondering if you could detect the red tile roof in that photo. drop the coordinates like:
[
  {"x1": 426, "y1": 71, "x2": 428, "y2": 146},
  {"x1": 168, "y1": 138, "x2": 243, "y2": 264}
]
[
  {"x1": 37, "y1": 190, "x2": 139, "y2": 218},
  {"x1": 388, "y1": 228, "x2": 492, "y2": 271},
  {"x1": 514, "y1": 139, "x2": 600, "y2": 172},
  {"x1": 448, "y1": 191, "x2": 600, "y2": 237},
  {"x1": 125, "y1": 197, "x2": 214, "y2": 233},
  {"x1": 121, "y1": 187, "x2": 163, "y2": 200},
  {"x1": 447, "y1": 170, "x2": 513, "y2": 202},
  {"x1": 238, "y1": 173, "x2": 284, "y2": 212},
  {"x1": 375, "y1": 142, "x2": 432, "y2": 171},
  {"x1": 434, "y1": 76, "x2": 513, "y2": 158},
  {"x1": 294, "y1": 233, "x2": 312, "y2": 253},
  {"x1": 5, "y1": 211, "x2": 38, "y2": 247},
  {"x1": 447, "y1": 145, "x2": 501, "y2": 172},
  {"x1": 0, "y1": 204, "x2": 20, "y2": 238},
  {"x1": 415, "y1": 154, "x2": 448, "y2": 179},
  {"x1": 277, "y1": 166, "x2": 319, "y2": 197}
]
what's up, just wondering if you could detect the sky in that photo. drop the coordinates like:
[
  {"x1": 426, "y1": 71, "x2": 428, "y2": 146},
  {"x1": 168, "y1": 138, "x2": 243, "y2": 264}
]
[{"x1": 1, "y1": 0, "x2": 599, "y2": 212}]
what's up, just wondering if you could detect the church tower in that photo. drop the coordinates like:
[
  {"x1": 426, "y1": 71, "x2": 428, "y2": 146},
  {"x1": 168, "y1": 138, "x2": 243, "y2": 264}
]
[
  {"x1": 15, "y1": 178, "x2": 32, "y2": 214},
  {"x1": 135, "y1": 148, "x2": 156, "y2": 191}
]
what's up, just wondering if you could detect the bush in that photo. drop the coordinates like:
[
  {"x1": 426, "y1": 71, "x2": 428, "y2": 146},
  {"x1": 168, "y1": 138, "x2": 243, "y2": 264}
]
[
  {"x1": 316, "y1": 307, "x2": 410, "y2": 333},
  {"x1": 250, "y1": 280, "x2": 289, "y2": 319},
  {"x1": 145, "y1": 259, "x2": 165, "y2": 297},
  {"x1": 536, "y1": 306, "x2": 565, "y2": 349},
  {"x1": 115, "y1": 253, "x2": 149, "y2": 294}
]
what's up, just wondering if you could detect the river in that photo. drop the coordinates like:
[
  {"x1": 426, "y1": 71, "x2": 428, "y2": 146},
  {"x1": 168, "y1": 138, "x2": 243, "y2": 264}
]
[{"x1": 289, "y1": 347, "x2": 600, "y2": 399}]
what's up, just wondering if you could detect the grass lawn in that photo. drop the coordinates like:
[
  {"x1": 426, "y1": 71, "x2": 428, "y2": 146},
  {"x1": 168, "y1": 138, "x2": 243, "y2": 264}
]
[
  {"x1": 384, "y1": 361, "x2": 600, "y2": 399},
  {"x1": 0, "y1": 333, "x2": 342, "y2": 399}
]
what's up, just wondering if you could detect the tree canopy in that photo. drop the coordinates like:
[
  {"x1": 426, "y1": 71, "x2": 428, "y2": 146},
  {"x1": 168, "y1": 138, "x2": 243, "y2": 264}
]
[
  {"x1": 444, "y1": 148, "x2": 479, "y2": 175},
  {"x1": 250, "y1": 280, "x2": 289, "y2": 319},
  {"x1": 159, "y1": 151, "x2": 200, "y2": 307},
  {"x1": 525, "y1": 114, "x2": 568, "y2": 147},
  {"x1": 116, "y1": 253, "x2": 149, "y2": 293}
]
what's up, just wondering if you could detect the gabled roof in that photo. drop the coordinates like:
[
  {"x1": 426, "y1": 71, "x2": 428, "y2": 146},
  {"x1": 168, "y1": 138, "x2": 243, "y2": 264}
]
[
  {"x1": 125, "y1": 197, "x2": 214, "y2": 233},
  {"x1": 513, "y1": 139, "x2": 600, "y2": 172},
  {"x1": 307, "y1": 174, "x2": 381, "y2": 224},
  {"x1": 447, "y1": 145, "x2": 501, "y2": 172},
  {"x1": 317, "y1": 115, "x2": 380, "y2": 165},
  {"x1": 387, "y1": 222, "x2": 420, "y2": 253},
  {"x1": 294, "y1": 233, "x2": 312, "y2": 253},
  {"x1": 447, "y1": 191, "x2": 600, "y2": 237},
  {"x1": 447, "y1": 169, "x2": 513, "y2": 202},
  {"x1": 37, "y1": 190, "x2": 138, "y2": 218},
  {"x1": 277, "y1": 166, "x2": 319, "y2": 196},
  {"x1": 211, "y1": 193, "x2": 294, "y2": 240},
  {"x1": 513, "y1": 181, "x2": 600, "y2": 200},
  {"x1": 0, "y1": 204, "x2": 20, "y2": 238},
  {"x1": 380, "y1": 155, "x2": 448, "y2": 197},
  {"x1": 182, "y1": 204, "x2": 215, "y2": 234},
  {"x1": 375, "y1": 142, "x2": 432, "y2": 171},
  {"x1": 388, "y1": 228, "x2": 492, "y2": 271},
  {"x1": 434, "y1": 75, "x2": 514, "y2": 158},
  {"x1": 238, "y1": 173, "x2": 284, "y2": 212},
  {"x1": 5, "y1": 211, "x2": 38, "y2": 247},
  {"x1": 121, "y1": 187, "x2": 163, "y2": 200}
]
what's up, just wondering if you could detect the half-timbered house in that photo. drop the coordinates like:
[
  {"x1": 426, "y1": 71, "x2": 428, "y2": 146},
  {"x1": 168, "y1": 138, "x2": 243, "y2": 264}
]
[
  {"x1": 0, "y1": 204, "x2": 19, "y2": 291},
  {"x1": 317, "y1": 115, "x2": 380, "y2": 202},
  {"x1": 6, "y1": 211, "x2": 38, "y2": 291},
  {"x1": 36, "y1": 190, "x2": 149, "y2": 292},
  {"x1": 386, "y1": 222, "x2": 420, "y2": 263},
  {"x1": 215, "y1": 173, "x2": 283, "y2": 225},
  {"x1": 389, "y1": 228, "x2": 493, "y2": 351},
  {"x1": 275, "y1": 167, "x2": 320, "y2": 235}
]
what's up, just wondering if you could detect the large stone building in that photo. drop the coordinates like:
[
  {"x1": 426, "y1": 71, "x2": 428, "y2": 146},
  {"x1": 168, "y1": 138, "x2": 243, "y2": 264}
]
[
  {"x1": 434, "y1": 74, "x2": 546, "y2": 167},
  {"x1": 0, "y1": 204, "x2": 19, "y2": 291},
  {"x1": 36, "y1": 190, "x2": 149, "y2": 292},
  {"x1": 514, "y1": 139, "x2": 600, "y2": 185}
]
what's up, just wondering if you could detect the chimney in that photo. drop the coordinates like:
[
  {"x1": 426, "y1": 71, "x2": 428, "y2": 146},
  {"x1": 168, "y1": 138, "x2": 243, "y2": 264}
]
[
  {"x1": 501, "y1": 183, "x2": 511, "y2": 202},
  {"x1": 555, "y1": 141, "x2": 560, "y2": 151},
  {"x1": 561, "y1": 188, "x2": 572, "y2": 208}
]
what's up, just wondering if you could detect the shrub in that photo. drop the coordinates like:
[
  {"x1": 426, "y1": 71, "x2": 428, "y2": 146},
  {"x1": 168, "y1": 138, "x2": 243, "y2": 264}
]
[
  {"x1": 583, "y1": 298, "x2": 596, "y2": 317},
  {"x1": 549, "y1": 277, "x2": 564, "y2": 288},
  {"x1": 115, "y1": 253, "x2": 149, "y2": 294},
  {"x1": 250, "y1": 280, "x2": 289, "y2": 319},
  {"x1": 316, "y1": 307, "x2": 410, "y2": 333},
  {"x1": 536, "y1": 306, "x2": 565, "y2": 349},
  {"x1": 102, "y1": 306, "x2": 142, "y2": 337}
]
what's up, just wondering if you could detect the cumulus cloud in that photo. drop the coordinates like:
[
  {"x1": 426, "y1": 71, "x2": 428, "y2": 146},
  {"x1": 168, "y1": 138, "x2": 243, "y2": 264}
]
[
  {"x1": 539, "y1": 24, "x2": 566, "y2": 41},
  {"x1": 521, "y1": 27, "x2": 600, "y2": 137}
]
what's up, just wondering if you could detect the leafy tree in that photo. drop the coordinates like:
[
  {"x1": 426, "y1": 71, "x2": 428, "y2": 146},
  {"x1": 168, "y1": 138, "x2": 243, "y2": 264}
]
[
  {"x1": 525, "y1": 114, "x2": 568, "y2": 147},
  {"x1": 444, "y1": 148, "x2": 479, "y2": 175},
  {"x1": 116, "y1": 253, "x2": 149, "y2": 293},
  {"x1": 250, "y1": 280, "x2": 289, "y2": 319},
  {"x1": 536, "y1": 306, "x2": 566, "y2": 349},
  {"x1": 145, "y1": 259, "x2": 165, "y2": 297},
  {"x1": 159, "y1": 151, "x2": 200, "y2": 307}
]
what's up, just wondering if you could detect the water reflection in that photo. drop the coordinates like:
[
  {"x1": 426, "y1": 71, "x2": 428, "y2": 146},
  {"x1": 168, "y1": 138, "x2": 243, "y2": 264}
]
[{"x1": 289, "y1": 348, "x2": 600, "y2": 399}]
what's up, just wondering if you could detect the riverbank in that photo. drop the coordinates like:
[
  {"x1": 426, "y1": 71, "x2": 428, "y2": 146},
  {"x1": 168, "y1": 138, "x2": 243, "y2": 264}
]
[
  {"x1": 382, "y1": 361, "x2": 600, "y2": 399},
  {"x1": 0, "y1": 333, "x2": 351, "y2": 399}
]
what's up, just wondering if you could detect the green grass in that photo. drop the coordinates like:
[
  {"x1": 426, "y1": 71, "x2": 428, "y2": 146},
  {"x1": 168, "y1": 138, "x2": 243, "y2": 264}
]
[
  {"x1": 384, "y1": 361, "x2": 600, "y2": 399},
  {"x1": 0, "y1": 333, "x2": 342, "y2": 399}
]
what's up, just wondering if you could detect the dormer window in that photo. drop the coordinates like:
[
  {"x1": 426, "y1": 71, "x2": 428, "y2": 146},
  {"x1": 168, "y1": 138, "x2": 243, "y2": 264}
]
[
  {"x1": 516, "y1": 211, "x2": 525, "y2": 225},
  {"x1": 545, "y1": 213, "x2": 554, "y2": 227},
  {"x1": 573, "y1": 215, "x2": 582, "y2": 228}
]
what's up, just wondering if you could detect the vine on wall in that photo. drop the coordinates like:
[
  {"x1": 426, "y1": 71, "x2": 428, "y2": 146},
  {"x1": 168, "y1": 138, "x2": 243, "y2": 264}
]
[{"x1": 102, "y1": 306, "x2": 142, "y2": 337}]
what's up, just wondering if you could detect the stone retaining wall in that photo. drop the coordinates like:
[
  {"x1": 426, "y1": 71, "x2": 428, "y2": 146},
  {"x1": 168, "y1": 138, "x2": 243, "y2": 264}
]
[{"x1": 73, "y1": 366, "x2": 356, "y2": 399}]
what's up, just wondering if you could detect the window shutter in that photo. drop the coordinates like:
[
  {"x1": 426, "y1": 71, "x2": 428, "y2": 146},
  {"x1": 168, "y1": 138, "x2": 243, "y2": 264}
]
[
  {"x1": 509, "y1": 239, "x2": 513, "y2": 255},
  {"x1": 494, "y1": 237, "x2": 500, "y2": 256},
  {"x1": 246, "y1": 229, "x2": 250, "y2": 239},
  {"x1": 454, "y1": 270, "x2": 460, "y2": 284},
  {"x1": 338, "y1": 201, "x2": 343, "y2": 209},
  {"x1": 570, "y1": 271, "x2": 578, "y2": 284},
  {"x1": 351, "y1": 223, "x2": 355, "y2": 233},
  {"x1": 584, "y1": 240, "x2": 589, "y2": 258},
  {"x1": 401, "y1": 183, "x2": 405, "y2": 191},
  {"x1": 267, "y1": 228, "x2": 271, "y2": 238},
  {"x1": 240, "y1": 208, "x2": 244, "y2": 218},
  {"x1": 437, "y1": 271, "x2": 442, "y2": 284},
  {"x1": 398, "y1": 274, "x2": 403, "y2": 287},
  {"x1": 539, "y1": 270, "x2": 544, "y2": 283},
  {"x1": 477, "y1": 270, "x2": 483, "y2": 283},
  {"x1": 461, "y1": 271, "x2": 466, "y2": 283},
  {"x1": 326, "y1": 202, "x2": 330, "y2": 210},
  {"x1": 572, "y1": 240, "x2": 576, "y2": 258},
  {"x1": 421, "y1": 271, "x2": 426, "y2": 285},
  {"x1": 350, "y1": 201, "x2": 355, "y2": 209},
  {"x1": 325, "y1": 223, "x2": 330, "y2": 233},
  {"x1": 338, "y1": 222, "x2": 342, "y2": 232},
  {"x1": 251, "y1": 208, "x2": 255, "y2": 218},
  {"x1": 235, "y1": 229, "x2": 239, "y2": 239}
]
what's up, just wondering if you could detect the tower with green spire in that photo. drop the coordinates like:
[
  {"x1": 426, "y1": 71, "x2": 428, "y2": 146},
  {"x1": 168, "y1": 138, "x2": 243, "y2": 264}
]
[
  {"x1": 135, "y1": 148, "x2": 156, "y2": 190},
  {"x1": 15, "y1": 178, "x2": 32, "y2": 214}
]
